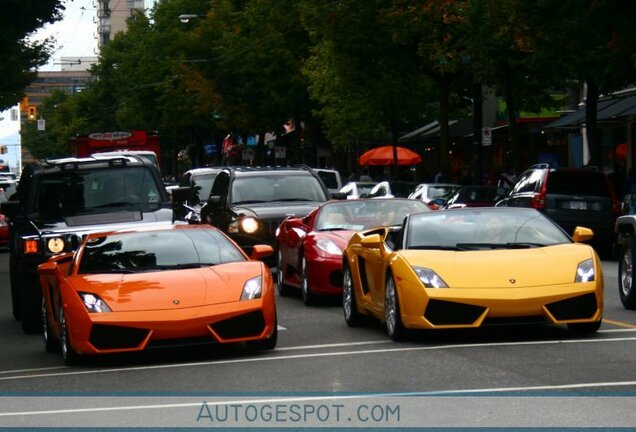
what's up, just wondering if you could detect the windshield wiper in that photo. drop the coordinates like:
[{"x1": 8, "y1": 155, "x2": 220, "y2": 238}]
[
  {"x1": 154, "y1": 263, "x2": 216, "y2": 270},
  {"x1": 454, "y1": 242, "x2": 545, "y2": 250},
  {"x1": 318, "y1": 227, "x2": 349, "y2": 231},
  {"x1": 410, "y1": 245, "x2": 467, "y2": 251},
  {"x1": 505, "y1": 242, "x2": 545, "y2": 249},
  {"x1": 275, "y1": 198, "x2": 313, "y2": 202},
  {"x1": 233, "y1": 200, "x2": 267, "y2": 204},
  {"x1": 92, "y1": 201, "x2": 137, "y2": 209}
]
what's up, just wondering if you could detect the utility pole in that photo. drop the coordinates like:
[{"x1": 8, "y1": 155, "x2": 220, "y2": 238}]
[{"x1": 472, "y1": 82, "x2": 483, "y2": 185}]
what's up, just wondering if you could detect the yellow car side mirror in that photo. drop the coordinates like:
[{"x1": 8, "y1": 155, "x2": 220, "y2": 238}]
[
  {"x1": 360, "y1": 233, "x2": 382, "y2": 249},
  {"x1": 572, "y1": 226, "x2": 594, "y2": 243}
]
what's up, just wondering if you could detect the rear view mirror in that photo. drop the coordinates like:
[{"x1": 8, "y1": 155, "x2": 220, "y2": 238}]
[
  {"x1": 170, "y1": 186, "x2": 193, "y2": 203},
  {"x1": 331, "y1": 192, "x2": 348, "y2": 200}
]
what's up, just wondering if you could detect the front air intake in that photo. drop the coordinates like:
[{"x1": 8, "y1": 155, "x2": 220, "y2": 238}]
[
  {"x1": 545, "y1": 293, "x2": 598, "y2": 320},
  {"x1": 424, "y1": 299, "x2": 486, "y2": 326},
  {"x1": 210, "y1": 310, "x2": 266, "y2": 340},
  {"x1": 89, "y1": 324, "x2": 149, "y2": 349}
]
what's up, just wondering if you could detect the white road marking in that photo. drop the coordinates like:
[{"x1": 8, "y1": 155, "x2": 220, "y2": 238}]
[
  {"x1": 2, "y1": 335, "x2": 636, "y2": 381},
  {"x1": 3, "y1": 380, "x2": 636, "y2": 417}
]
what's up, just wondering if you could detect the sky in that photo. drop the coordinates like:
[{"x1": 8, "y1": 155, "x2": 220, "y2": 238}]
[
  {"x1": 0, "y1": 1, "x2": 158, "y2": 173},
  {"x1": 34, "y1": 0, "x2": 98, "y2": 71},
  {"x1": 34, "y1": 0, "x2": 159, "y2": 71}
]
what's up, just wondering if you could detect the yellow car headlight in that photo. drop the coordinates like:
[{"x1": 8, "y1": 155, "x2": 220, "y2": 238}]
[
  {"x1": 413, "y1": 266, "x2": 448, "y2": 288},
  {"x1": 575, "y1": 258, "x2": 595, "y2": 282},
  {"x1": 47, "y1": 237, "x2": 65, "y2": 254}
]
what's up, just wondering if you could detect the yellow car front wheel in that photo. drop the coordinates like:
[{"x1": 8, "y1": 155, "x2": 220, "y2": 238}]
[{"x1": 385, "y1": 272, "x2": 406, "y2": 341}]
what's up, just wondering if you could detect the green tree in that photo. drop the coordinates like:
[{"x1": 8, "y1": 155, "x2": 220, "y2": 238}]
[
  {"x1": 542, "y1": 0, "x2": 636, "y2": 168},
  {"x1": 0, "y1": 0, "x2": 64, "y2": 109},
  {"x1": 388, "y1": 0, "x2": 473, "y2": 180},
  {"x1": 302, "y1": 0, "x2": 435, "y2": 176}
]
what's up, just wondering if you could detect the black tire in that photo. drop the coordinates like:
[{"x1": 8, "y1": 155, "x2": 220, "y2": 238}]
[
  {"x1": 276, "y1": 249, "x2": 293, "y2": 297},
  {"x1": 342, "y1": 263, "x2": 363, "y2": 327},
  {"x1": 568, "y1": 318, "x2": 602, "y2": 335},
  {"x1": 300, "y1": 256, "x2": 315, "y2": 306},
  {"x1": 59, "y1": 306, "x2": 81, "y2": 366},
  {"x1": 247, "y1": 317, "x2": 278, "y2": 351},
  {"x1": 619, "y1": 237, "x2": 636, "y2": 309},
  {"x1": 385, "y1": 271, "x2": 406, "y2": 341},
  {"x1": 42, "y1": 297, "x2": 58, "y2": 353},
  {"x1": 9, "y1": 254, "x2": 21, "y2": 321},
  {"x1": 20, "y1": 273, "x2": 42, "y2": 334}
]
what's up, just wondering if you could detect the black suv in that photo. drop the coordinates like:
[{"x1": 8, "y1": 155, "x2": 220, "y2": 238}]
[
  {"x1": 196, "y1": 166, "x2": 331, "y2": 263},
  {"x1": 1, "y1": 156, "x2": 174, "y2": 333},
  {"x1": 496, "y1": 163, "x2": 621, "y2": 256}
]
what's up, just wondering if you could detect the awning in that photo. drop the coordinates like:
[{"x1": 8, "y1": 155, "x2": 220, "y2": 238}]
[
  {"x1": 399, "y1": 118, "x2": 474, "y2": 142},
  {"x1": 545, "y1": 92, "x2": 636, "y2": 129}
]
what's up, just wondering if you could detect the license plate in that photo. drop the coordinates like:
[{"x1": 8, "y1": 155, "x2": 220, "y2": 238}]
[{"x1": 569, "y1": 201, "x2": 587, "y2": 210}]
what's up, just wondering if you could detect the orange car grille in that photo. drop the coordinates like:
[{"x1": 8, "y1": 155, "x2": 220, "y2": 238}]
[
  {"x1": 89, "y1": 324, "x2": 149, "y2": 350},
  {"x1": 424, "y1": 299, "x2": 485, "y2": 326},
  {"x1": 545, "y1": 293, "x2": 598, "y2": 320},
  {"x1": 210, "y1": 310, "x2": 266, "y2": 340}
]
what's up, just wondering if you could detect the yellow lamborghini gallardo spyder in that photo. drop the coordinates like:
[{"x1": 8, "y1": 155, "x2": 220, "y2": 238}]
[{"x1": 342, "y1": 207, "x2": 603, "y2": 340}]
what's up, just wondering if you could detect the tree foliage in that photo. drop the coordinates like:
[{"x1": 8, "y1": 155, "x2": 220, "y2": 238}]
[
  {"x1": 0, "y1": 0, "x2": 64, "y2": 110},
  {"x1": 22, "y1": 0, "x2": 636, "y2": 176}
]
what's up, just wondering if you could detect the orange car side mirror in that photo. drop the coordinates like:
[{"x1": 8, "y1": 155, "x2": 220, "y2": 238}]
[
  {"x1": 251, "y1": 244, "x2": 274, "y2": 260},
  {"x1": 38, "y1": 260, "x2": 63, "y2": 278},
  {"x1": 572, "y1": 226, "x2": 594, "y2": 243}
]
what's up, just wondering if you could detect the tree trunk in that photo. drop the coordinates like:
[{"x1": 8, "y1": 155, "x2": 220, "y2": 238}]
[
  {"x1": 390, "y1": 117, "x2": 400, "y2": 180},
  {"x1": 502, "y1": 73, "x2": 521, "y2": 175},
  {"x1": 585, "y1": 80, "x2": 600, "y2": 167},
  {"x1": 472, "y1": 82, "x2": 483, "y2": 185},
  {"x1": 439, "y1": 75, "x2": 451, "y2": 181}
]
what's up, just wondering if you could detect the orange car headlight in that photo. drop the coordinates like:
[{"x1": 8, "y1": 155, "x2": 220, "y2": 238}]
[
  {"x1": 575, "y1": 259, "x2": 595, "y2": 283},
  {"x1": 79, "y1": 292, "x2": 112, "y2": 313},
  {"x1": 241, "y1": 276, "x2": 262, "y2": 300},
  {"x1": 413, "y1": 267, "x2": 448, "y2": 288}
]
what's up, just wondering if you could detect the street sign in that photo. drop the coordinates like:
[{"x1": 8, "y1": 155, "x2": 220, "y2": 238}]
[
  {"x1": 37, "y1": 119, "x2": 46, "y2": 131},
  {"x1": 482, "y1": 127, "x2": 492, "y2": 146}
]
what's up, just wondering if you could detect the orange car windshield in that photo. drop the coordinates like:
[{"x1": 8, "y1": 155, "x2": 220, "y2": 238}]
[{"x1": 78, "y1": 229, "x2": 245, "y2": 274}]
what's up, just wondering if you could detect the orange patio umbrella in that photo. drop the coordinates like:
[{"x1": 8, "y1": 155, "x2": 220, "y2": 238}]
[{"x1": 358, "y1": 145, "x2": 422, "y2": 166}]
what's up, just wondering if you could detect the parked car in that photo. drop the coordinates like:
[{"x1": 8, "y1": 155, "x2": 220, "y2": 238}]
[
  {"x1": 441, "y1": 185, "x2": 508, "y2": 209},
  {"x1": 313, "y1": 168, "x2": 343, "y2": 194},
  {"x1": 408, "y1": 183, "x2": 461, "y2": 209},
  {"x1": 173, "y1": 167, "x2": 223, "y2": 221},
  {"x1": 38, "y1": 223, "x2": 277, "y2": 365},
  {"x1": 342, "y1": 207, "x2": 603, "y2": 340},
  {"x1": 0, "y1": 155, "x2": 173, "y2": 333},
  {"x1": 194, "y1": 166, "x2": 331, "y2": 265},
  {"x1": 276, "y1": 198, "x2": 429, "y2": 304},
  {"x1": 339, "y1": 181, "x2": 378, "y2": 199},
  {"x1": 616, "y1": 211, "x2": 636, "y2": 309},
  {"x1": 0, "y1": 177, "x2": 17, "y2": 198},
  {"x1": 496, "y1": 164, "x2": 621, "y2": 256},
  {"x1": 0, "y1": 192, "x2": 8, "y2": 248}
]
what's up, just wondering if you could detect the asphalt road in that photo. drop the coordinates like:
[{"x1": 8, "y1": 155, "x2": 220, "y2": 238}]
[{"x1": 1, "y1": 249, "x2": 636, "y2": 428}]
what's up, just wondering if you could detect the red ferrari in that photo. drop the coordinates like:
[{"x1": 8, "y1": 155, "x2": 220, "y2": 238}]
[
  {"x1": 276, "y1": 198, "x2": 429, "y2": 304},
  {"x1": 38, "y1": 223, "x2": 277, "y2": 365}
]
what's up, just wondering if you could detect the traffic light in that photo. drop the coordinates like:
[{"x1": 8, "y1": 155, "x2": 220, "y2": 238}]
[
  {"x1": 0, "y1": 145, "x2": 7, "y2": 154},
  {"x1": 27, "y1": 106, "x2": 37, "y2": 120}
]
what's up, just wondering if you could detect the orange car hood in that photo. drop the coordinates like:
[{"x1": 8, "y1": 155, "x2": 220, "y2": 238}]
[
  {"x1": 399, "y1": 244, "x2": 595, "y2": 288},
  {"x1": 67, "y1": 261, "x2": 262, "y2": 312}
]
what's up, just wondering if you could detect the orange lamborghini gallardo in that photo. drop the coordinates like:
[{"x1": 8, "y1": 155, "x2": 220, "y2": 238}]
[{"x1": 38, "y1": 223, "x2": 277, "y2": 365}]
